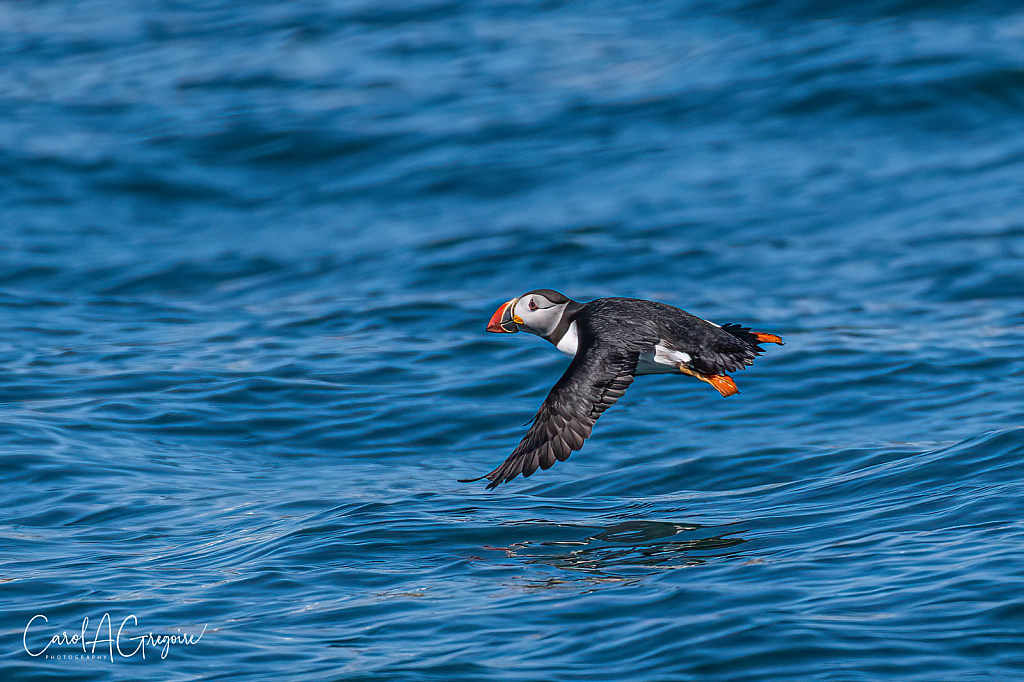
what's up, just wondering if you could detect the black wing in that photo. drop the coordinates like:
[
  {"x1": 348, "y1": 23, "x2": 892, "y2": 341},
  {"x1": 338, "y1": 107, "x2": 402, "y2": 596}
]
[{"x1": 460, "y1": 340, "x2": 640, "y2": 490}]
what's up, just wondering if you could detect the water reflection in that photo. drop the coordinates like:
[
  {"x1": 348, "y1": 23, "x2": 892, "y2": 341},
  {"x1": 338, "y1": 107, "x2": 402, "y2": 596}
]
[{"x1": 485, "y1": 520, "x2": 748, "y2": 584}]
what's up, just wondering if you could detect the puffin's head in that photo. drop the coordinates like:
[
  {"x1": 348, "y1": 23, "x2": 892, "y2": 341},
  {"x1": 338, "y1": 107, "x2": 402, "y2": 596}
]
[{"x1": 486, "y1": 290, "x2": 573, "y2": 338}]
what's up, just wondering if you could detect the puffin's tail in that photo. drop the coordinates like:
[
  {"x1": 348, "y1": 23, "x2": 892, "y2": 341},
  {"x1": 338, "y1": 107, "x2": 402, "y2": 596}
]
[
  {"x1": 721, "y1": 323, "x2": 784, "y2": 348},
  {"x1": 693, "y1": 324, "x2": 783, "y2": 397}
]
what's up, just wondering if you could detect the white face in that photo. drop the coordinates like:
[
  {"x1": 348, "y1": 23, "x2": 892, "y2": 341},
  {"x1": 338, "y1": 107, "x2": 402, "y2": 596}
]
[{"x1": 513, "y1": 293, "x2": 564, "y2": 337}]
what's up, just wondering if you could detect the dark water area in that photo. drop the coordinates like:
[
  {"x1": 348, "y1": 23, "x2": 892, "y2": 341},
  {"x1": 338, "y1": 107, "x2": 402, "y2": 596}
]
[{"x1": 2, "y1": 0, "x2": 1024, "y2": 679}]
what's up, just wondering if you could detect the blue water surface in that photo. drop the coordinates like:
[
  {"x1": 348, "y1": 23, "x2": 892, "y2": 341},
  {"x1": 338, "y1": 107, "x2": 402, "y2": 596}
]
[{"x1": 2, "y1": 0, "x2": 1024, "y2": 680}]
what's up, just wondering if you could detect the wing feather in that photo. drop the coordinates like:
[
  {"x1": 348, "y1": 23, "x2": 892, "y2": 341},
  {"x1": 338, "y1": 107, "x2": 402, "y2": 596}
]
[{"x1": 460, "y1": 339, "x2": 640, "y2": 489}]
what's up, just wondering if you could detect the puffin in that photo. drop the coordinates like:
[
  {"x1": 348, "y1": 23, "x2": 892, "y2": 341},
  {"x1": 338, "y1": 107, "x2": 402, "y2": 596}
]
[{"x1": 460, "y1": 290, "x2": 783, "y2": 489}]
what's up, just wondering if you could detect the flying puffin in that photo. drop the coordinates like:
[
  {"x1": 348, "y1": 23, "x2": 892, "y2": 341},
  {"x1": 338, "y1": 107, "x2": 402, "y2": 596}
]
[{"x1": 460, "y1": 290, "x2": 783, "y2": 490}]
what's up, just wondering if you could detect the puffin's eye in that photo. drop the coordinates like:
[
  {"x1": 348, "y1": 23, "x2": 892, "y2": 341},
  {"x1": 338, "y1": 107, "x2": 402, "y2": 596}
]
[{"x1": 528, "y1": 299, "x2": 538, "y2": 311}]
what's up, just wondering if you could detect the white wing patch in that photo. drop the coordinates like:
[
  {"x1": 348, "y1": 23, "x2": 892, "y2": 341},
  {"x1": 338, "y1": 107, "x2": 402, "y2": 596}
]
[{"x1": 637, "y1": 342, "x2": 692, "y2": 376}]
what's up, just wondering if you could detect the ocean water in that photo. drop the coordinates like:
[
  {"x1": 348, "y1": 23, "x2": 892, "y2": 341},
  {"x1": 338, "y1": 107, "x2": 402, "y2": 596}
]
[{"x1": 3, "y1": 0, "x2": 1024, "y2": 679}]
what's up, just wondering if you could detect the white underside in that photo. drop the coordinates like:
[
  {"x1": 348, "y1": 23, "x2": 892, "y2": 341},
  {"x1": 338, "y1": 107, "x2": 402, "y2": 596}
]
[
  {"x1": 636, "y1": 343, "x2": 691, "y2": 375},
  {"x1": 555, "y1": 321, "x2": 579, "y2": 355},
  {"x1": 557, "y1": 326, "x2": 689, "y2": 376}
]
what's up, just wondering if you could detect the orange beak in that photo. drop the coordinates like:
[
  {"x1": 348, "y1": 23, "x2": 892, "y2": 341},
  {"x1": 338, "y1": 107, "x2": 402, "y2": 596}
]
[{"x1": 486, "y1": 298, "x2": 522, "y2": 333}]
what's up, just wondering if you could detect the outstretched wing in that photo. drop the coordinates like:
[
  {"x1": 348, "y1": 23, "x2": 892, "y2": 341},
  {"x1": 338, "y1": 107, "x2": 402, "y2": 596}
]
[{"x1": 460, "y1": 341, "x2": 640, "y2": 490}]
